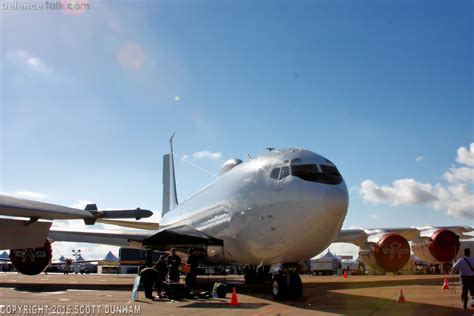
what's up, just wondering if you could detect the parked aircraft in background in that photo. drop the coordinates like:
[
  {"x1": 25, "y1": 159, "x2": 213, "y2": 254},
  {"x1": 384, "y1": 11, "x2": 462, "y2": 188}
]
[{"x1": 1, "y1": 136, "x2": 471, "y2": 300}]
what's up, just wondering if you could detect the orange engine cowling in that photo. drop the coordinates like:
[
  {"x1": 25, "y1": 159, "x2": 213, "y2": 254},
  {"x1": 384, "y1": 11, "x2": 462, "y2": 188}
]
[
  {"x1": 9, "y1": 240, "x2": 52, "y2": 275},
  {"x1": 426, "y1": 229, "x2": 460, "y2": 263},
  {"x1": 373, "y1": 233, "x2": 411, "y2": 272}
]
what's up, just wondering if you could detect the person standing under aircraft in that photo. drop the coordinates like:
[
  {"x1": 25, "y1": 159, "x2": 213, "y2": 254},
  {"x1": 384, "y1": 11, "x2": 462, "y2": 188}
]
[
  {"x1": 167, "y1": 248, "x2": 181, "y2": 282},
  {"x1": 154, "y1": 254, "x2": 168, "y2": 295},
  {"x1": 453, "y1": 248, "x2": 474, "y2": 309},
  {"x1": 185, "y1": 248, "x2": 199, "y2": 294},
  {"x1": 140, "y1": 263, "x2": 159, "y2": 300}
]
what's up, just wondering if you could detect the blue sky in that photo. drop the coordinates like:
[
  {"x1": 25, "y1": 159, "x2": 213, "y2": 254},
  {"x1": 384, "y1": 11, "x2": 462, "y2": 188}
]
[{"x1": 1, "y1": 0, "x2": 472, "y2": 258}]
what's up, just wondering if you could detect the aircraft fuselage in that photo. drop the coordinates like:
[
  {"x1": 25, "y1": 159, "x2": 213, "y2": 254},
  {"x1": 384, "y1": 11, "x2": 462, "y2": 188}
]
[{"x1": 160, "y1": 148, "x2": 349, "y2": 265}]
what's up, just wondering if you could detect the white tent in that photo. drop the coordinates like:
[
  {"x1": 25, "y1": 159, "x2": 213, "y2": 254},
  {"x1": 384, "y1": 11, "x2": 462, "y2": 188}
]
[
  {"x1": 0, "y1": 251, "x2": 9, "y2": 260},
  {"x1": 103, "y1": 251, "x2": 118, "y2": 262}
]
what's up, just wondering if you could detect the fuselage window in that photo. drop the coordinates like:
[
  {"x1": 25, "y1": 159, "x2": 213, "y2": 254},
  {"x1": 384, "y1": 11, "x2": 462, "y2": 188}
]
[
  {"x1": 279, "y1": 166, "x2": 290, "y2": 179},
  {"x1": 270, "y1": 168, "x2": 280, "y2": 180}
]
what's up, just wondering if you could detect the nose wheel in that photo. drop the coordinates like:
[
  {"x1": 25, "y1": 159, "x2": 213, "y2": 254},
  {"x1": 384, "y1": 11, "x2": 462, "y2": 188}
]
[{"x1": 272, "y1": 273, "x2": 302, "y2": 300}]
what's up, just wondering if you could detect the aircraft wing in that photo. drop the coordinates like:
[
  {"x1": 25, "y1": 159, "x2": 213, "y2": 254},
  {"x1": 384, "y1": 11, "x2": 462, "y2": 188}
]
[
  {"x1": 0, "y1": 195, "x2": 96, "y2": 220},
  {"x1": 0, "y1": 195, "x2": 153, "y2": 250},
  {"x1": 0, "y1": 195, "x2": 153, "y2": 222},
  {"x1": 335, "y1": 226, "x2": 473, "y2": 246}
]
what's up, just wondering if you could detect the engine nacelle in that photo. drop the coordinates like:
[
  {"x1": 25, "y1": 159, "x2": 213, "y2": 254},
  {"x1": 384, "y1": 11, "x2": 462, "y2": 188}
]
[
  {"x1": 359, "y1": 233, "x2": 411, "y2": 272},
  {"x1": 9, "y1": 240, "x2": 52, "y2": 275},
  {"x1": 411, "y1": 228, "x2": 460, "y2": 263}
]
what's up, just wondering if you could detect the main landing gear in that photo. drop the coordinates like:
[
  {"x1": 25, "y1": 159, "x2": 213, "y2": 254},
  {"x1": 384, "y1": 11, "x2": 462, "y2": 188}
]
[
  {"x1": 272, "y1": 272, "x2": 302, "y2": 300},
  {"x1": 244, "y1": 263, "x2": 304, "y2": 300}
]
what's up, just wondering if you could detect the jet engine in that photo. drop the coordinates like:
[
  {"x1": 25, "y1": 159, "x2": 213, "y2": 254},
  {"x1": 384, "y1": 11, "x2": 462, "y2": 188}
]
[
  {"x1": 9, "y1": 239, "x2": 52, "y2": 275},
  {"x1": 411, "y1": 228, "x2": 460, "y2": 263},
  {"x1": 359, "y1": 233, "x2": 411, "y2": 272}
]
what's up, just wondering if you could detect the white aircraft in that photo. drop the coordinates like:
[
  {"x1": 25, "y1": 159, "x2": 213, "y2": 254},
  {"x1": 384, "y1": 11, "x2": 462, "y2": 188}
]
[{"x1": 3, "y1": 136, "x2": 472, "y2": 300}]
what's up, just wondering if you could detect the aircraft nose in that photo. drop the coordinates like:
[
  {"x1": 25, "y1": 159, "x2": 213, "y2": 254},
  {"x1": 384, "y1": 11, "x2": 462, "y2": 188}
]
[{"x1": 324, "y1": 186, "x2": 349, "y2": 216}]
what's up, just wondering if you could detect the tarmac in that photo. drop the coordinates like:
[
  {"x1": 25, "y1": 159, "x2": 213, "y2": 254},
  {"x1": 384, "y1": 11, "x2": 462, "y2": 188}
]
[{"x1": 0, "y1": 273, "x2": 472, "y2": 315}]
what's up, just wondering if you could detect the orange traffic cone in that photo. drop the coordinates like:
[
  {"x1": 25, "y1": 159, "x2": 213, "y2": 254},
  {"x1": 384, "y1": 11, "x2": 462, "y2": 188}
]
[
  {"x1": 397, "y1": 289, "x2": 406, "y2": 303},
  {"x1": 442, "y1": 277, "x2": 449, "y2": 290},
  {"x1": 227, "y1": 287, "x2": 239, "y2": 306},
  {"x1": 343, "y1": 271, "x2": 347, "y2": 279}
]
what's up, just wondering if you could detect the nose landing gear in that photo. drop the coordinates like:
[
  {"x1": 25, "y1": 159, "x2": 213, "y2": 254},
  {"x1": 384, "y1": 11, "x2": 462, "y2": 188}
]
[{"x1": 245, "y1": 263, "x2": 304, "y2": 300}]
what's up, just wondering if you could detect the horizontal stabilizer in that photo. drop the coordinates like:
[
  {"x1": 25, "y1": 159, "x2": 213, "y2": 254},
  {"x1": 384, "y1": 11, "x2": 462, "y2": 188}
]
[
  {"x1": 49, "y1": 228, "x2": 150, "y2": 247},
  {"x1": 96, "y1": 218, "x2": 159, "y2": 230}
]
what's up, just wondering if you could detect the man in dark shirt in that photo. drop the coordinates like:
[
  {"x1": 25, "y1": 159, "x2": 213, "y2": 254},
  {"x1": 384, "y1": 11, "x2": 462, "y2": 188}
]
[
  {"x1": 139, "y1": 263, "x2": 159, "y2": 300},
  {"x1": 166, "y1": 248, "x2": 181, "y2": 282},
  {"x1": 185, "y1": 248, "x2": 199, "y2": 294},
  {"x1": 154, "y1": 254, "x2": 168, "y2": 295}
]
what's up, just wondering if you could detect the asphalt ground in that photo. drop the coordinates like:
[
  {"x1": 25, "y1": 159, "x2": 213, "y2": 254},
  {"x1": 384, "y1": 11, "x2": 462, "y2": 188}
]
[{"x1": 0, "y1": 273, "x2": 472, "y2": 315}]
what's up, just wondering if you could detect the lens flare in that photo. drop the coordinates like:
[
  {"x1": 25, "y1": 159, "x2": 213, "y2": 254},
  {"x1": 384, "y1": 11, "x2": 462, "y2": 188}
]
[{"x1": 117, "y1": 42, "x2": 145, "y2": 71}]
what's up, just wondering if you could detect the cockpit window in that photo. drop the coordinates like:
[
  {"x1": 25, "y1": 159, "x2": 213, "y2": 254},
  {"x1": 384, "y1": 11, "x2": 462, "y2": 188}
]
[
  {"x1": 270, "y1": 168, "x2": 280, "y2": 180},
  {"x1": 280, "y1": 166, "x2": 290, "y2": 179},
  {"x1": 320, "y1": 165, "x2": 341, "y2": 176},
  {"x1": 291, "y1": 164, "x2": 342, "y2": 185}
]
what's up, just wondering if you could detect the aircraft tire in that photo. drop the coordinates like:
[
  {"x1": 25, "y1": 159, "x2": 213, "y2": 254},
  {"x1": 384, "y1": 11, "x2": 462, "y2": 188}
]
[
  {"x1": 272, "y1": 275, "x2": 288, "y2": 300},
  {"x1": 287, "y1": 273, "x2": 303, "y2": 300}
]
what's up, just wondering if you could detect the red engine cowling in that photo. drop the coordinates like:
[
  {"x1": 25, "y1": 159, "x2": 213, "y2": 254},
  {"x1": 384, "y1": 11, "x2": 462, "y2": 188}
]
[
  {"x1": 373, "y1": 233, "x2": 411, "y2": 272},
  {"x1": 427, "y1": 229, "x2": 460, "y2": 263},
  {"x1": 9, "y1": 240, "x2": 52, "y2": 275}
]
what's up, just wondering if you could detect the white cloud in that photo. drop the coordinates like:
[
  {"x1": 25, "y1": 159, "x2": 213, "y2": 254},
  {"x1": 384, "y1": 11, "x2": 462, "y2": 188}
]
[
  {"x1": 361, "y1": 179, "x2": 436, "y2": 205},
  {"x1": 181, "y1": 154, "x2": 189, "y2": 161},
  {"x1": 6, "y1": 50, "x2": 51, "y2": 73},
  {"x1": 192, "y1": 150, "x2": 223, "y2": 160},
  {"x1": 416, "y1": 156, "x2": 424, "y2": 162},
  {"x1": 360, "y1": 143, "x2": 474, "y2": 220},
  {"x1": 1, "y1": 191, "x2": 48, "y2": 200},
  {"x1": 443, "y1": 166, "x2": 474, "y2": 183},
  {"x1": 369, "y1": 213, "x2": 379, "y2": 219},
  {"x1": 456, "y1": 143, "x2": 474, "y2": 167}
]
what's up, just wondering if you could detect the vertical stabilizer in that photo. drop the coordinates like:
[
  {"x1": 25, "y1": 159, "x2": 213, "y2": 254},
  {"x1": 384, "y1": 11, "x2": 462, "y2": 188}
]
[{"x1": 162, "y1": 134, "x2": 178, "y2": 216}]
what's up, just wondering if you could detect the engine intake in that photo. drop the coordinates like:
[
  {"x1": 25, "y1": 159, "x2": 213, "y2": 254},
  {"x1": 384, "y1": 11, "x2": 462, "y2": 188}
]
[
  {"x1": 427, "y1": 229, "x2": 460, "y2": 263},
  {"x1": 373, "y1": 233, "x2": 410, "y2": 272},
  {"x1": 9, "y1": 240, "x2": 52, "y2": 275}
]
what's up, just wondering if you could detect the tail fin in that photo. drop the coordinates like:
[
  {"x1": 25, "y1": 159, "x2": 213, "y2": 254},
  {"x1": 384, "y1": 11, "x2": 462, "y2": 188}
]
[{"x1": 162, "y1": 133, "x2": 178, "y2": 216}]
